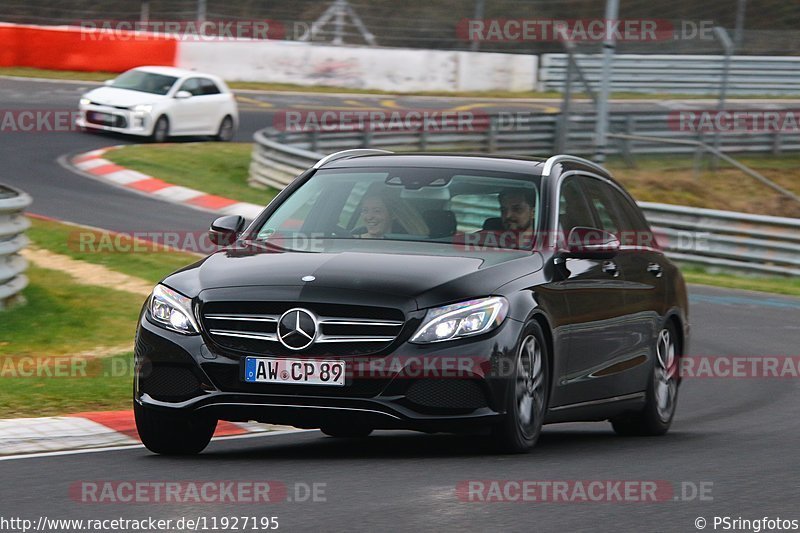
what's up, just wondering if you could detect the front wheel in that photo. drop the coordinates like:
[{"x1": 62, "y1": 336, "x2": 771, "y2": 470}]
[
  {"x1": 491, "y1": 321, "x2": 549, "y2": 453},
  {"x1": 134, "y1": 401, "x2": 217, "y2": 455},
  {"x1": 214, "y1": 115, "x2": 235, "y2": 142},
  {"x1": 150, "y1": 116, "x2": 170, "y2": 143},
  {"x1": 611, "y1": 322, "x2": 680, "y2": 436}
]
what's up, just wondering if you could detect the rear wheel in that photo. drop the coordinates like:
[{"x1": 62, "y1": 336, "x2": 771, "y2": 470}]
[
  {"x1": 491, "y1": 321, "x2": 549, "y2": 453},
  {"x1": 214, "y1": 115, "x2": 235, "y2": 142},
  {"x1": 150, "y1": 116, "x2": 169, "y2": 143},
  {"x1": 134, "y1": 401, "x2": 216, "y2": 455},
  {"x1": 320, "y1": 425, "x2": 373, "y2": 438},
  {"x1": 611, "y1": 322, "x2": 680, "y2": 436}
]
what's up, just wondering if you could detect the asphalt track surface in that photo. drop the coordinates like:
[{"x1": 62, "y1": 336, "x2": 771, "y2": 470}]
[{"x1": 1, "y1": 77, "x2": 800, "y2": 532}]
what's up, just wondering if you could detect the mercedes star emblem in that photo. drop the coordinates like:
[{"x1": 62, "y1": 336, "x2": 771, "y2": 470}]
[{"x1": 277, "y1": 308, "x2": 318, "y2": 350}]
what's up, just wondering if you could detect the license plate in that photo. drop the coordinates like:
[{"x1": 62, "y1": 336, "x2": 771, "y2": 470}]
[
  {"x1": 89, "y1": 112, "x2": 113, "y2": 124},
  {"x1": 244, "y1": 357, "x2": 345, "y2": 386}
]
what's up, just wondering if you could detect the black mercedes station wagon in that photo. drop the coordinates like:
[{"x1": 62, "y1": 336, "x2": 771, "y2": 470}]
[{"x1": 134, "y1": 151, "x2": 689, "y2": 454}]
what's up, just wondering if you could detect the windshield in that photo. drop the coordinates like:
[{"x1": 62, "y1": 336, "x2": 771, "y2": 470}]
[
  {"x1": 250, "y1": 167, "x2": 541, "y2": 252},
  {"x1": 111, "y1": 70, "x2": 178, "y2": 95}
]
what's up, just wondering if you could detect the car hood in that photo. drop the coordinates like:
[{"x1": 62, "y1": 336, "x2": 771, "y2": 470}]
[
  {"x1": 164, "y1": 241, "x2": 543, "y2": 310},
  {"x1": 82, "y1": 86, "x2": 169, "y2": 107}
]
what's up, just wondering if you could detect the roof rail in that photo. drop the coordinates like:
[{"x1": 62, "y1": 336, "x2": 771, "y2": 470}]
[
  {"x1": 542, "y1": 155, "x2": 610, "y2": 177},
  {"x1": 313, "y1": 149, "x2": 394, "y2": 169}
]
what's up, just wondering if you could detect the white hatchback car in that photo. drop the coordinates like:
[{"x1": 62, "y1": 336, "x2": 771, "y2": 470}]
[{"x1": 77, "y1": 66, "x2": 238, "y2": 142}]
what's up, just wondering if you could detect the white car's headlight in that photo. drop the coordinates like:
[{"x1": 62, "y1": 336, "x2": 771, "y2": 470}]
[
  {"x1": 132, "y1": 104, "x2": 153, "y2": 113},
  {"x1": 410, "y1": 296, "x2": 509, "y2": 344},
  {"x1": 148, "y1": 285, "x2": 199, "y2": 334},
  {"x1": 79, "y1": 98, "x2": 91, "y2": 106}
]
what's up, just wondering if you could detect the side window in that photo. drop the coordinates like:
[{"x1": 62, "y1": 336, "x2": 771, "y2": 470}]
[
  {"x1": 179, "y1": 78, "x2": 204, "y2": 96},
  {"x1": 558, "y1": 176, "x2": 596, "y2": 236},
  {"x1": 580, "y1": 177, "x2": 624, "y2": 235},
  {"x1": 604, "y1": 186, "x2": 657, "y2": 248},
  {"x1": 200, "y1": 78, "x2": 221, "y2": 95}
]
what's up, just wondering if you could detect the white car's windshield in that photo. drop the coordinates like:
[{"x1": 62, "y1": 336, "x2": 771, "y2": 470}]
[{"x1": 111, "y1": 70, "x2": 178, "y2": 95}]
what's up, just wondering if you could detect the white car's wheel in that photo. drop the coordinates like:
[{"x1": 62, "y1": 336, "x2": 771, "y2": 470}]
[
  {"x1": 215, "y1": 115, "x2": 235, "y2": 142},
  {"x1": 150, "y1": 116, "x2": 170, "y2": 143}
]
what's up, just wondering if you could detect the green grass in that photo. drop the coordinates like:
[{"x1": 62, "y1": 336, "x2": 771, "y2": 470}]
[
  {"x1": 681, "y1": 266, "x2": 800, "y2": 298},
  {"x1": 0, "y1": 218, "x2": 198, "y2": 417},
  {"x1": 7, "y1": 66, "x2": 799, "y2": 100},
  {"x1": 28, "y1": 218, "x2": 200, "y2": 285},
  {"x1": 607, "y1": 153, "x2": 800, "y2": 219},
  {"x1": 0, "y1": 353, "x2": 133, "y2": 418},
  {"x1": 0, "y1": 267, "x2": 145, "y2": 358},
  {"x1": 0, "y1": 66, "x2": 115, "y2": 82},
  {"x1": 104, "y1": 142, "x2": 279, "y2": 206}
]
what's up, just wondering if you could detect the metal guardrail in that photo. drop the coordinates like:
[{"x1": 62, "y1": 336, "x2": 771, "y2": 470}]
[
  {"x1": 641, "y1": 202, "x2": 800, "y2": 277},
  {"x1": 539, "y1": 54, "x2": 800, "y2": 95},
  {"x1": 249, "y1": 131, "x2": 800, "y2": 277},
  {"x1": 0, "y1": 184, "x2": 31, "y2": 308},
  {"x1": 250, "y1": 108, "x2": 800, "y2": 181}
]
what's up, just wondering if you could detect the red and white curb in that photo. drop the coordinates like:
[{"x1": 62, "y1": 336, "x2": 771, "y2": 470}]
[
  {"x1": 70, "y1": 147, "x2": 264, "y2": 220},
  {"x1": 0, "y1": 411, "x2": 294, "y2": 456}
]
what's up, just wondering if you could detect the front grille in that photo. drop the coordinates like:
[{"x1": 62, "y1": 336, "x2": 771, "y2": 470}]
[
  {"x1": 202, "y1": 362, "x2": 390, "y2": 398},
  {"x1": 406, "y1": 379, "x2": 488, "y2": 409},
  {"x1": 202, "y1": 301, "x2": 405, "y2": 357},
  {"x1": 139, "y1": 366, "x2": 202, "y2": 401},
  {"x1": 86, "y1": 111, "x2": 128, "y2": 128}
]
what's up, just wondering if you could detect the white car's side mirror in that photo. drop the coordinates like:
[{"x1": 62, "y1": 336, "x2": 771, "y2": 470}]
[
  {"x1": 104, "y1": 79, "x2": 114, "y2": 86},
  {"x1": 175, "y1": 91, "x2": 192, "y2": 99}
]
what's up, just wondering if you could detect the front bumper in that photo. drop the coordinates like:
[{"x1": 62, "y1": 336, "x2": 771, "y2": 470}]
[
  {"x1": 134, "y1": 312, "x2": 523, "y2": 432},
  {"x1": 77, "y1": 105, "x2": 151, "y2": 136}
]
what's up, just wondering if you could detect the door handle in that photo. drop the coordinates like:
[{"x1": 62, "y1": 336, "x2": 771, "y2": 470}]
[
  {"x1": 647, "y1": 262, "x2": 663, "y2": 278},
  {"x1": 602, "y1": 261, "x2": 619, "y2": 276}
]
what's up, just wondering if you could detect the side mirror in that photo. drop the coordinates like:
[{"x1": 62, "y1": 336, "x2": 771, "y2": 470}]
[
  {"x1": 560, "y1": 226, "x2": 620, "y2": 260},
  {"x1": 209, "y1": 215, "x2": 245, "y2": 246},
  {"x1": 104, "y1": 79, "x2": 115, "y2": 86},
  {"x1": 175, "y1": 90, "x2": 192, "y2": 99}
]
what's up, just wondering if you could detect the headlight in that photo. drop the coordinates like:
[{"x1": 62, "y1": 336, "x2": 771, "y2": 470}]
[
  {"x1": 148, "y1": 285, "x2": 199, "y2": 334},
  {"x1": 132, "y1": 104, "x2": 153, "y2": 113},
  {"x1": 410, "y1": 296, "x2": 509, "y2": 344},
  {"x1": 79, "y1": 98, "x2": 91, "y2": 106}
]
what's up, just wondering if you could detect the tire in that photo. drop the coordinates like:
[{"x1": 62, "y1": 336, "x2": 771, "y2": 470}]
[
  {"x1": 320, "y1": 425, "x2": 373, "y2": 438},
  {"x1": 134, "y1": 401, "x2": 217, "y2": 455},
  {"x1": 214, "y1": 115, "x2": 235, "y2": 142},
  {"x1": 611, "y1": 321, "x2": 680, "y2": 436},
  {"x1": 491, "y1": 321, "x2": 549, "y2": 453},
  {"x1": 150, "y1": 116, "x2": 169, "y2": 143}
]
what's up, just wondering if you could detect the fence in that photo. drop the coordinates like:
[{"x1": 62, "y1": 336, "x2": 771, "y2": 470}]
[
  {"x1": 0, "y1": 184, "x2": 31, "y2": 308},
  {"x1": 539, "y1": 54, "x2": 800, "y2": 95}
]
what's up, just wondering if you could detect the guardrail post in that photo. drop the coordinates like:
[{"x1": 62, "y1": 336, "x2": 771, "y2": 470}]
[
  {"x1": 772, "y1": 130, "x2": 783, "y2": 156},
  {"x1": 310, "y1": 131, "x2": 321, "y2": 153},
  {"x1": 419, "y1": 128, "x2": 428, "y2": 151},
  {"x1": 362, "y1": 129, "x2": 373, "y2": 148},
  {"x1": 620, "y1": 115, "x2": 636, "y2": 167},
  {"x1": 487, "y1": 116, "x2": 498, "y2": 152},
  {"x1": 0, "y1": 184, "x2": 32, "y2": 310}
]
